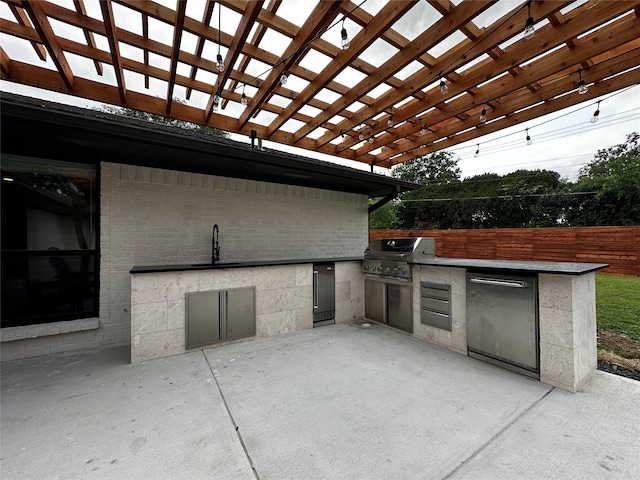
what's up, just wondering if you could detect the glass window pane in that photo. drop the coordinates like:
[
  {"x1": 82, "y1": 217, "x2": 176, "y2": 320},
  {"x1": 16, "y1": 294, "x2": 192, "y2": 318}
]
[{"x1": 1, "y1": 156, "x2": 98, "y2": 327}]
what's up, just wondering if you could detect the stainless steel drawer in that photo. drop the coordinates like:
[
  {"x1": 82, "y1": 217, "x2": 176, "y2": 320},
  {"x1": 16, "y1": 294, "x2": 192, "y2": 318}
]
[
  {"x1": 421, "y1": 297, "x2": 449, "y2": 315},
  {"x1": 420, "y1": 282, "x2": 451, "y2": 331}
]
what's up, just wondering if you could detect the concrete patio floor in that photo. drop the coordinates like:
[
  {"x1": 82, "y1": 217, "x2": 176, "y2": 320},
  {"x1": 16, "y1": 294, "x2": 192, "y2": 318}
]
[{"x1": 2, "y1": 323, "x2": 639, "y2": 480}]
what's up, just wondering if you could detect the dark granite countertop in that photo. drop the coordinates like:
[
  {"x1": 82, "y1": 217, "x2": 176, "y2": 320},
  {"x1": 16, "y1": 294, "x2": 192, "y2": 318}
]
[
  {"x1": 130, "y1": 257, "x2": 363, "y2": 274},
  {"x1": 131, "y1": 257, "x2": 608, "y2": 276},
  {"x1": 410, "y1": 258, "x2": 608, "y2": 275}
]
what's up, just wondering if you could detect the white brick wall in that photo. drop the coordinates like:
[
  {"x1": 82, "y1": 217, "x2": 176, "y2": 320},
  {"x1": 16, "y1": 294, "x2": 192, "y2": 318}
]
[{"x1": 1, "y1": 163, "x2": 369, "y2": 361}]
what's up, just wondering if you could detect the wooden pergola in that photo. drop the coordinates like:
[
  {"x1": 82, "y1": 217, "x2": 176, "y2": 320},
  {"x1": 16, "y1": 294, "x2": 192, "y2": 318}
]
[{"x1": 1, "y1": 0, "x2": 639, "y2": 169}]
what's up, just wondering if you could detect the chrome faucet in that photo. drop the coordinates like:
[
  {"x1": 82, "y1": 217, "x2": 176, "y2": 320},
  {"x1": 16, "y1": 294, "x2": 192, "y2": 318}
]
[{"x1": 212, "y1": 224, "x2": 220, "y2": 264}]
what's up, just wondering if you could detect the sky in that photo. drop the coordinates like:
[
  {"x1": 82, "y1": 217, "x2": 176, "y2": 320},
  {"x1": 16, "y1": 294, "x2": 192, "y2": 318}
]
[{"x1": 1, "y1": 0, "x2": 639, "y2": 182}]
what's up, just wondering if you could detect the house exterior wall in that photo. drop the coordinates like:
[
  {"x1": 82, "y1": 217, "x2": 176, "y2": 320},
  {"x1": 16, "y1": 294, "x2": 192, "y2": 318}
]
[{"x1": 1, "y1": 162, "x2": 369, "y2": 361}]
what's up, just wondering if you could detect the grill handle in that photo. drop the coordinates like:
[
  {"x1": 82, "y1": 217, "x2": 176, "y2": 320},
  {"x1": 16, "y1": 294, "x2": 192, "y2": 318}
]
[
  {"x1": 313, "y1": 270, "x2": 318, "y2": 310},
  {"x1": 469, "y1": 277, "x2": 529, "y2": 288}
]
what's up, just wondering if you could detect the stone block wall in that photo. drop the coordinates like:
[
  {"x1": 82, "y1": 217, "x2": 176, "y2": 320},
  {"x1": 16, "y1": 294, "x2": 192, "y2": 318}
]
[
  {"x1": 539, "y1": 272, "x2": 597, "y2": 392},
  {"x1": 131, "y1": 261, "x2": 364, "y2": 363},
  {"x1": 413, "y1": 266, "x2": 467, "y2": 355}
]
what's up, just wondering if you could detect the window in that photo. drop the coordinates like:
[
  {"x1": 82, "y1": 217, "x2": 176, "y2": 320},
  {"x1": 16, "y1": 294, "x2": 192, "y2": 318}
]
[{"x1": 1, "y1": 156, "x2": 98, "y2": 328}]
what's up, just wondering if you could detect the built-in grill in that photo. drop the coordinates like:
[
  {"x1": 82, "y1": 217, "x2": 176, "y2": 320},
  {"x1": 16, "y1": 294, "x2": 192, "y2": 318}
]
[
  {"x1": 363, "y1": 237, "x2": 436, "y2": 334},
  {"x1": 363, "y1": 237, "x2": 436, "y2": 281}
]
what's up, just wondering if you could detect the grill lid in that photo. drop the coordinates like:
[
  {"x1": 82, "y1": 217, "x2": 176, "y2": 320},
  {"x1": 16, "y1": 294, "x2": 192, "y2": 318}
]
[{"x1": 364, "y1": 237, "x2": 436, "y2": 262}]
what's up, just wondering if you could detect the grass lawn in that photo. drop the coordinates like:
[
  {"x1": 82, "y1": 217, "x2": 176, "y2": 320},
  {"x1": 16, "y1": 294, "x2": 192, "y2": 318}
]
[
  {"x1": 595, "y1": 274, "x2": 640, "y2": 372},
  {"x1": 596, "y1": 273, "x2": 640, "y2": 339}
]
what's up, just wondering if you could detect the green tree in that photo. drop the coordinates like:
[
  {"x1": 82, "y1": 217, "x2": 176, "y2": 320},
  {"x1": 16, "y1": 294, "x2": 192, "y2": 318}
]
[
  {"x1": 392, "y1": 151, "x2": 461, "y2": 184},
  {"x1": 369, "y1": 200, "x2": 399, "y2": 229},
  {"x1": 567, "y1": 132, "x2": 640, "y2": 226},
  {"x1": 96, "y1": 102, "x2": 229, "y2": 138},
  {"x1": 392, "y1": 151, "x2": 462, "y2": 229}
]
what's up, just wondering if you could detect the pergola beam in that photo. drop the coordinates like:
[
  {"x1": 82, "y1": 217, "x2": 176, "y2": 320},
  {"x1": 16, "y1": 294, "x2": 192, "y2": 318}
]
[{"x1": 20, "y1": 0, "x2": 73, "y2": 90}]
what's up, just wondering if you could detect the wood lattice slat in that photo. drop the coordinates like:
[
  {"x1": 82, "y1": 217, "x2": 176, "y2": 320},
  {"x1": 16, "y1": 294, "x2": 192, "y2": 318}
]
[{"x1": 1, "y1": 0, "x2": 638, "y2": 168}]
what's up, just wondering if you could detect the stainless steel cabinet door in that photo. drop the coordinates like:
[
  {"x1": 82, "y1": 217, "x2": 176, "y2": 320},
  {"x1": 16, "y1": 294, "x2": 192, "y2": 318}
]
[
  {"x1": 186, "y1": 291, "x2": 220, "y2": 349},
  {"x1": 226, "y1": 287, "x2": 256, "y2": 340},
  {"x1": 387, "y1": 284, "x2": 413, "y2": 333},
  {"x1": 365, "y1": 280, "x2": 385, "y2": 323}
]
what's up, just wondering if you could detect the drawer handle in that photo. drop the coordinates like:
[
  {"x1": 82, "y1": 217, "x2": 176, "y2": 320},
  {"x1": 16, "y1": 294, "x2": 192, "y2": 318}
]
[
  {"x1": 422, "y1": 309, "x2": 449, "y2": 317},
  {"x1": 469, "y1": 277, "x2": 528, "y2": 288}
]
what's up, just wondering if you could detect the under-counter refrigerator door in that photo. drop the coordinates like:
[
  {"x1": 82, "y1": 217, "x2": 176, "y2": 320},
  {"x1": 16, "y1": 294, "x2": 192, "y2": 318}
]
[
  {"x1": 466, "y1": 273, "x2": 538, "y2": 373},
  {"x1": 313, "y1": 264, "x2": 335, "y2": 324}
]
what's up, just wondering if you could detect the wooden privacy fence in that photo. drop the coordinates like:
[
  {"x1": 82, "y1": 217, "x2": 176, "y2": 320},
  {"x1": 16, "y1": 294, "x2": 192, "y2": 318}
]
[{"x1": 370, "y1": 227, "x2": 640, "y2": 276}]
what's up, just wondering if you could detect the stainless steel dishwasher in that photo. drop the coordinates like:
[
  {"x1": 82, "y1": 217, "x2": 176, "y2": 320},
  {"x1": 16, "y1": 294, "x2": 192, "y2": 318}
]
[{"x1": 466, "y1": 271, "x2": 539, "y2": 378}]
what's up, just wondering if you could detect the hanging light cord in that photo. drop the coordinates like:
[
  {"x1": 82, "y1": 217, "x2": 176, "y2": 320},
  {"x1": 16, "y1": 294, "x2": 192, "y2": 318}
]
[
  {"x1": 451, "y1": 85, "x2": 638, "y2": 155},
  {"x1": 236, "y1": 0, "x2": 369, "y2": 93}
]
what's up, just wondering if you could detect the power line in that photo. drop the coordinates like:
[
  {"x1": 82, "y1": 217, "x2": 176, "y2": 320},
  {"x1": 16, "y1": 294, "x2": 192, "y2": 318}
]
[{"x1": 400, "y1": 191, "x2": 598, "y2": 203}]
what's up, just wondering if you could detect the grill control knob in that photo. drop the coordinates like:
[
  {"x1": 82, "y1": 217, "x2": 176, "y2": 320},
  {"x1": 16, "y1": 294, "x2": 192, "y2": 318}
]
[
  {"x1": 402, "y1": 268, "x2": 408, "y2": 275},
  {"x1": 384, "y1": 267, "x2": 390, "y2": 273},
  {"x1": 364, "y1": 265, "x2": 369, "y2": 271},
  {"x1": 393, "y1": 267, "x2": 398, "y2": 274},
  {"x1": 377, "y1": 266, "x2": 383, "y2": 272}
]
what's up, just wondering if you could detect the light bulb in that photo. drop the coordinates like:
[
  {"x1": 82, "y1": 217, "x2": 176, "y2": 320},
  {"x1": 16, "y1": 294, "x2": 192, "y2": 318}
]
[
  {"x1": 526, "y1": 135, "x2": 532, "y2": 145},
  {"x1": 440, "y1": 78, "x2": 448, "y2": 95},
  {"x1": 280, "y1": 70, "x2": 288, "y2": 85},
  {"x1": 212, "y1": 99, "x2": 219, "y2": 112},
  {"x1": 387, "y1": 115, "x2": 393, "y2": 128},
  {"x1": 216, "y1": 53, "x2": 224, "y2": 72},
  {"x1": 577, "y1": 79, "x2": 588, "y2": 95},
  {"x1": 523, "y1": 17, "x2": 535, "y2": 40},
  {"x1": 474, "y1": 145, "x2": 479, "y2": 158},
  {"x1": 241, "y1": 92, "x2": 248, "y2": 106},
  {"x1": 341, "y1": 27, "x2": 350, "y2": 49},
  {"x1": 591, "y1": 108, "x2": 600, "y2": 123},
  {"x1": 420, "y1": 127, "x2": 425, "y2": 136},
  {"x1": 214, "y1": 92, "x2": 221, "y2": 104},
  {"x1": 479, "y1": 108, "x2": 487, "y2": 123},
  {"x1": 368, "y1": 136, "x2": 374, "y2": 144},
  {"x1": 358, "y1": 131, "x2": 364, "y2": 141}
]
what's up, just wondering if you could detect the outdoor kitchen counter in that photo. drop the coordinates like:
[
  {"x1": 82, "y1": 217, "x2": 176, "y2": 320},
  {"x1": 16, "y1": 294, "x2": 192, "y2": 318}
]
[
  {"x1": 410, "y1": 257, "x2": 608, "y2": 275},
  {"x1": 129, "y1": 259, "x2": 364, "y2": 364},
  {"x1": 129, "y1": 257, "x2": 363, "y2": 274},
  {"x1": 410, "y1": 258, "x2": 607, "y2": 393}
]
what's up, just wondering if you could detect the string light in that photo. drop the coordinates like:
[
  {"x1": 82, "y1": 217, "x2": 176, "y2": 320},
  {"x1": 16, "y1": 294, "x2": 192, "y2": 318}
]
[
  {"x1": 525, "y1": 128, "x2": 532, "y2": 145},
  {"x1": 212, "y1": 87, "x2": 222, "y2": 112},
  {"x1": 419, "y1": 118, "x2": 426, "y2": 136},
  {"x1": 577, "y1": 70, "x2": 588, "y2": 95},
  {"x1": 341, "y1": 18, "x2": 350, "y2": 49},
  {"x1": 474, "y1": 144, "x2": 480, "y2": 158},
  {"x1": 358, "y1": 127, "x2": 364, "y2": 141},
  {"x1": 387, "y1": 113, "x2": 393, "y2": 128},
  {"x1": 523, "y1": 0, "x2": 535, "y2": 40},
  {"x1": 280, "y1": 70, "x2": 289, "y2": 85},
  {"x1": 241, "y1": 84, "x2": 248, "y2": 106},
  {"x1": 439, "y1": 77, "x2": 449, "y2": 95},
  {"x1": 368, "y1": 135, "x2": 374, "y2": 143},
  {"x1": 479, "y1": 106, "x2": 487, "y2": 123},
  {"x1": 591, "y1": 100, "x2": 600, "y2": 123}
]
